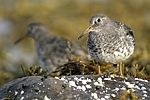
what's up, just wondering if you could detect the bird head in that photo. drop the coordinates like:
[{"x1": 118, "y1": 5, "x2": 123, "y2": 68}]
[
  {"x1": 78, "y1": 14, "x2": 110, "y2": 39},
  {"x1": 14, "y1": 22, "x2": 50, "y2": 44}
]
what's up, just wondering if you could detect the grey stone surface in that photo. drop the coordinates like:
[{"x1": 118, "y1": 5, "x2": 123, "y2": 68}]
[{"x1": 0, "y1": 75, "x2": 150, "y2": 100}]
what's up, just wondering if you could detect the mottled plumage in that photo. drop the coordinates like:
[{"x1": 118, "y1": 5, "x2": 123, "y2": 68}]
[
  {"x1": 15, "y1": 22, "x2": 87, "y2": 71},
  {"x1": 78, "y1": 14, "x2": 134, "y2": 75}
]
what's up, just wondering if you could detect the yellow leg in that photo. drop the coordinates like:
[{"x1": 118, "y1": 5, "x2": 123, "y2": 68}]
[
  {"x1": 98, "y1": 65, "x2": 102, "y2": 76},
  {"x1": 119, "y1": 62, "x2": 123, "y2": 76}
]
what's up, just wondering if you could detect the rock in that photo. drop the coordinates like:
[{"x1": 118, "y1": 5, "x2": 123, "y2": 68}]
[{"x1": 0, "y1": 75, "x2": 150, "y2": 100}]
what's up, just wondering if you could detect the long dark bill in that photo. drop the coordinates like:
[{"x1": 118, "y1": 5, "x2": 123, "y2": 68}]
[
  {"x1": 14, "y1": 34, "x2": 27, "y2": 45},
  {"x1": 78, "y1": 26, "x2": 93, "y2": 40}
]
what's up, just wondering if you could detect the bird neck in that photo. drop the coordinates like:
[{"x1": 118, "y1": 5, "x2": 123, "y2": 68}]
[{"x1": 34, "y1": 32, "x2": 54, "y2": 42}]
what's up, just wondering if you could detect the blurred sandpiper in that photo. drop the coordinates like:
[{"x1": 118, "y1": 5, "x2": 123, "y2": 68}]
[
  {"x1": 78, "y1": 14, "x2": 135, "y2": 76},
  {"x1": 15, "y1": 22, "x2": 87, "y2": 71}
]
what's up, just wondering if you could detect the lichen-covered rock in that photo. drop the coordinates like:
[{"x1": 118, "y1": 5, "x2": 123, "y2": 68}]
[{"x1": 0, "y1": 75, "x2": 150, "y2": 100}]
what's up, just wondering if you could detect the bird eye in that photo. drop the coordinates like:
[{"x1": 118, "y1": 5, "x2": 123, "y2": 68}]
[
  {"x1": 30, "y1": 26, "x2": 33, "y2": 30},
  {"x1": 28, "y1": 26, "x2": 34, "y2": 31},
  {"x1": 97, "y1": 18, "x2": 101, "y2": 22}
]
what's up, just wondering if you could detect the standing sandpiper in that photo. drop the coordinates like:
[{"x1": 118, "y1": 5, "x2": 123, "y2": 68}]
[
  {"x1": 15, "y1": 22, "x2": 87, "y2": 71},
  {"x1": 78, "y1": 14, "x2": 134, "y2": 76}
]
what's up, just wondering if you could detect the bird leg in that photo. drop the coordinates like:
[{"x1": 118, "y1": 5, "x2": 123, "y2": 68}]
[
  {"x1": 98, "y1": 65, "x2": 102, "y2": 76},
  {"x1": 96, "y1": 61, "x2": 102, "y2": 76},
  {"x1": 67, "y1": 41, "x2": 72, "y2": 61},
  {"x1": 93, "y1": 60, "x2": 102, "y2": 76},
  {"x1": 119, "y1": 62, "x2": 123, "y2": 76}
]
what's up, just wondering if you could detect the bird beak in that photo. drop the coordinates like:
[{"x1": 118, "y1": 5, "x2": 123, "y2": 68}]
[
  {"x1": 78, "y1": 26, "x2": 94, "y2": 40},
  {"x1": 14, "y1": 33, "x2": 28, "y2": 45}
]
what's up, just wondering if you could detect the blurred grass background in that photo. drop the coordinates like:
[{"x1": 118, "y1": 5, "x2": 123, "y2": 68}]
[{"x1": 0, "y1": 0, "x2": 150, "y2": 87}]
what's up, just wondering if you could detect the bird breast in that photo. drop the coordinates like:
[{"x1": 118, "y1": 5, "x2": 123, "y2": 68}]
[{"x1": 87, "y1": 31, "x2": 134, "y2": 64}]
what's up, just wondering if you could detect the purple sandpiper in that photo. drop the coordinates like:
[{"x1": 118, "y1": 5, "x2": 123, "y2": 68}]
[
  {"x1": 15, "y1": 22, "x2": 87, "y2": 71},
  {"x1": 78, "y1": 14, "x2": 134, "y2": 76}
]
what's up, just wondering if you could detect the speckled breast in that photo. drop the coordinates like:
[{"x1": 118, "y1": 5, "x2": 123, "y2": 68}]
[{"x1": 87, "y1": 32, "x2": 134, "y2": 64}]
